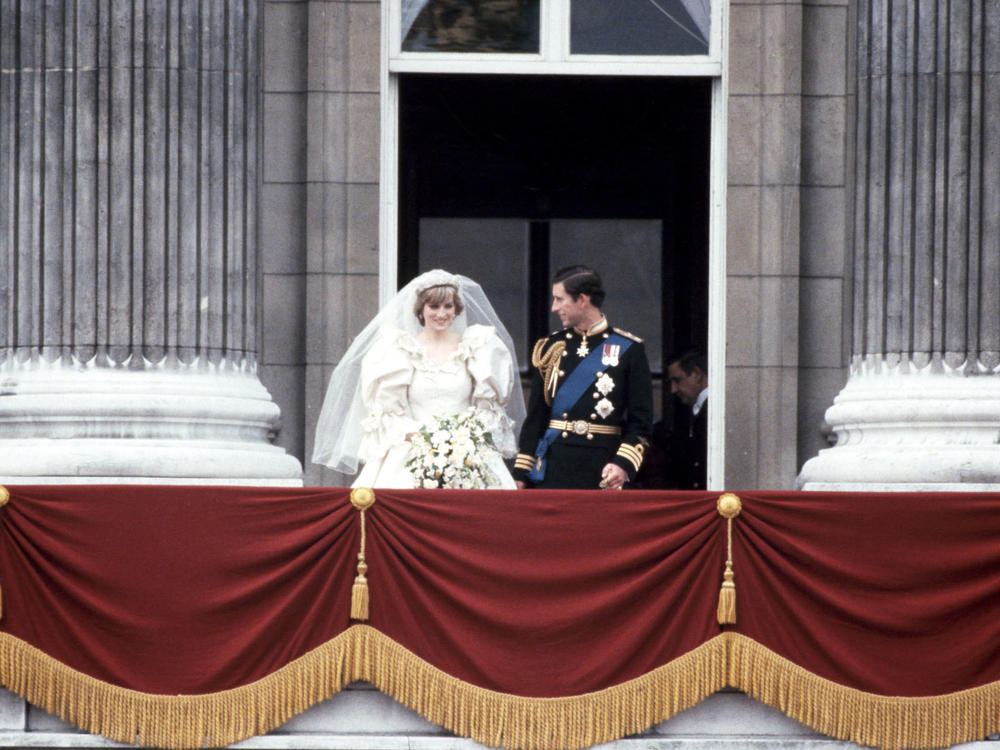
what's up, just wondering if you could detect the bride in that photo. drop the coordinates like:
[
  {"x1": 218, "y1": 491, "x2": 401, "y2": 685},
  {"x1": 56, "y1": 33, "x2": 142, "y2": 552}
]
[{"x1": 312, "y1": 269, "x2": 526, "y2": 488}]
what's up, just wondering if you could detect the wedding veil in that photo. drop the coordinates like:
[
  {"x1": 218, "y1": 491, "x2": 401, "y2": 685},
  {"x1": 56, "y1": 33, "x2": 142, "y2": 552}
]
[{"x1": 311, "y1": 269, "x2": 527, "y2": 475}]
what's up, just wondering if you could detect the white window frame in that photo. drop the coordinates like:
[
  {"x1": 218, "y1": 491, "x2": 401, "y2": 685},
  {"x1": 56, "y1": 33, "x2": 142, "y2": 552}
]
[{"x1": 378, "y1": 0, "x2": 728, "y2": 489}]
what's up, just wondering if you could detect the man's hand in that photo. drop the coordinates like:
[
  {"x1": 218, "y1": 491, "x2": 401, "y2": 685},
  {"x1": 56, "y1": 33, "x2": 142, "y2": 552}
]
[
  {"x1": 515, "y1": 480, "x2": 526, "y2": 489},
  {"x1": 599, "y1": 463, "x2": 626, "y2": 490}
]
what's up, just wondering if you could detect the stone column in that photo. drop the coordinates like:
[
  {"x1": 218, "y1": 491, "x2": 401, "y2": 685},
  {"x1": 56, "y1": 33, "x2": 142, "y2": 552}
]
[
  {"x1": 725, "y1": 3, "x2": 804, "y2": 489},
  {"x1": 799, "y1": 0, "x2": 1000, "y2": 490},
  {"x1": 0, "y1": 0, "x2": 302, "y2": 484}
]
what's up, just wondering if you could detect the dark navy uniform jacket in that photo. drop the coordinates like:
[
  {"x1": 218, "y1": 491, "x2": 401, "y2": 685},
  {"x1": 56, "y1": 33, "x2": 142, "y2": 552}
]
[{"x1": 514, "y1": 317, "x2": 653, "y2": 488}]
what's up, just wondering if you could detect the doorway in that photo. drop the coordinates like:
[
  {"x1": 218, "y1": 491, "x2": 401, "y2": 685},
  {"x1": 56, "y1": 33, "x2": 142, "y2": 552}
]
[{"x1": 398, "y1": 73, "x2": 710, "y2": 421}]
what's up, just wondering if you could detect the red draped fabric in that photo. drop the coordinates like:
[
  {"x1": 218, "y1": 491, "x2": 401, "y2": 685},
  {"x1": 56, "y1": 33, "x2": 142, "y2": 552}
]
[
  {"x1": 734, "y1": 491, "x2": 1000, "y2": 697},
  {"x1": 0, "y1": 485, "x2": 998, "y2": 749},
  {"x1": 0, "y1": 486, "x2": 357, "y2": 693},
  {"x1": 365, "y1": 488, "x2": 721, "y2": 697}
]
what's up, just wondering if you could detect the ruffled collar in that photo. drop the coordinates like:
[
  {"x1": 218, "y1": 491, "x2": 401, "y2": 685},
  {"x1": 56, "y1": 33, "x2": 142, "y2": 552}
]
[{"x1": 395, "y1": 328, "x2": 479, "y2": 373}]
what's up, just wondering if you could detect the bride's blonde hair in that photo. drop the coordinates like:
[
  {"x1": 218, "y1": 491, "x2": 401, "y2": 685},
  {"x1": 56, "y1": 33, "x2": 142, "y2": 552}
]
[{"x1": 414, "y1": 283, "x2": 464, "y2": 324}]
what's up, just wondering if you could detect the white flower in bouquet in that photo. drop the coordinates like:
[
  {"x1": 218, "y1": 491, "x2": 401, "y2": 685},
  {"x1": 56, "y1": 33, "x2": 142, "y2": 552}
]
[{"x1": 406, "y1": 408, "x2": 499, "y2": 489}]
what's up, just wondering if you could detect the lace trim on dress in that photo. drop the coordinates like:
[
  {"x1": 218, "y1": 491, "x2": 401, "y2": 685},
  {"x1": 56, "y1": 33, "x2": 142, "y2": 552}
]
[
  {"x1": 374, "y1": 325, "x2": 516, "y2": 455},
  {"x1": 402, "y1": 327, "x2": 486, "y2": 374}
]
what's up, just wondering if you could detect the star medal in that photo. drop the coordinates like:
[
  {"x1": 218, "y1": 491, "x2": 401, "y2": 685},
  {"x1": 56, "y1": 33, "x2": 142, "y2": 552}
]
[
  {"x1": 596, "y1": 372, "x2": 615, "y2": 395},
  {"x1": 595, "y1": 398, "x2": 615, "y2": 419},
  {"x1": 577, "y1": 337, "x2": 590, "y2": 357},
  {"x1": 601, "y1": 344, "x2": 620, "y2": 367}
]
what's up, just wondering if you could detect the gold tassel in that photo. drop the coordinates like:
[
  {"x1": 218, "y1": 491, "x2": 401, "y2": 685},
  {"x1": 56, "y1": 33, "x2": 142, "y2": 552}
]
[
  {"x1": 351, "y1": 561, "x2": 369, "y2": 620},
  {"x1": 0, "y1": 485, "x2": 8, "y2": 622},
  {"x1": 715, "y1": 493, "x2": 742, "y2": 626},
  {"x1": 716, "y1": 562, "x2": 735, "y2": 625},
  {"x1": 349, "y1": 488, "x2": 376, "y2": 621}
]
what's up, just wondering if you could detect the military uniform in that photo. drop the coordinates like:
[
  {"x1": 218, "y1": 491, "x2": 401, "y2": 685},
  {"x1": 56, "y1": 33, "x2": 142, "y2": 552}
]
[{"x1": 513, "y1": 317, "x2": 653, "y2": 489}]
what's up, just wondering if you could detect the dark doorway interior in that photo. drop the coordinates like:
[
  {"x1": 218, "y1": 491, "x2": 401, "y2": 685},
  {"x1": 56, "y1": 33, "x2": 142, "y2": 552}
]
[{"x1": 399, "y1": 74, "x2": 710, "y2": 419}]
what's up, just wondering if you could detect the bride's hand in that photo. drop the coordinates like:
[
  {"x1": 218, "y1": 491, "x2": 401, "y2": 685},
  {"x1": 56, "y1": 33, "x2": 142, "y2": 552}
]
[{"x1": 405, "y1": 432, "x2": 416, "y2": 441}]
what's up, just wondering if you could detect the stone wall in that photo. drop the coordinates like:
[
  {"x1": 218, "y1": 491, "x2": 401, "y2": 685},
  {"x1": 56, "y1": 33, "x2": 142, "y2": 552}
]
[
  {"x1": 725, "y1": 0, "x2": 852, "y2": 488},
  {"x1": 261, "y1": 0, "x2": 381, "y2": 486}
]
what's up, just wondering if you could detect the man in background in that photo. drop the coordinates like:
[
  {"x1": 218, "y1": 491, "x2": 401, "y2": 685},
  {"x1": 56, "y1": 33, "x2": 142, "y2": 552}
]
[
  {"x1": 664, "y1": 349, "x2": 708, "y2": 489},
  {"x1": 632, "y1": 349, "x2": 708, "y2": 490}
]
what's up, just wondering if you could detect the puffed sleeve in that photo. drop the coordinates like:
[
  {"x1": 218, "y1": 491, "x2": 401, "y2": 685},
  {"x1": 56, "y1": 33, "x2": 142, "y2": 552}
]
[
  {"x1": 461, "y1": 324, "x2": 518, "y2": 457},
  {"x1": 356, "y1": 328, "x2": 421, "y2": 465}
]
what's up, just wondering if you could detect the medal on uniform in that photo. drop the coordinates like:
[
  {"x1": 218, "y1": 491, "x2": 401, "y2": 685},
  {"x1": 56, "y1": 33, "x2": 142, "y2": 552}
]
[
  {"x1": 596, "y1": 398, "x2": 615, "y2": 419},
  {"x1": 576, "y1": 336, "x2": 590, "y2": 357},
  {"x1": 596, "y1": 372, "x2": 615, "y2": 395},
  {"x1": 602, "y1": 344, "x2": 620, "y2": 367}
]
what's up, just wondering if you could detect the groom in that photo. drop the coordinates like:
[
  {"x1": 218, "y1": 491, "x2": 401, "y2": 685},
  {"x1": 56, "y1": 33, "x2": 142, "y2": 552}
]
[{"x1": 513, "y1": 265, "x2": 653, "y2": 490}]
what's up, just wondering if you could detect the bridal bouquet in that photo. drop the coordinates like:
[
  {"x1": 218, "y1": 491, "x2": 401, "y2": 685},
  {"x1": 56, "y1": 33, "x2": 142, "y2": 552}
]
[{"x1": 406, "y1": 408, "x2": 499, "y2": 489}]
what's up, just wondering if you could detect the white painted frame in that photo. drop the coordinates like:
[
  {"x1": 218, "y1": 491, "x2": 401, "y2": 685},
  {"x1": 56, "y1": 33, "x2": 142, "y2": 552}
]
[{"x1": 379, "y1": 0, "x2": 727, "y2": 489}]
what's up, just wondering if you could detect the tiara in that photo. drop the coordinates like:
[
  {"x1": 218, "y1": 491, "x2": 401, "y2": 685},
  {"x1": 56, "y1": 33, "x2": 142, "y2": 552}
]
[{"x1": 415, "y1": 269, "x2": 461, "y2": 295}]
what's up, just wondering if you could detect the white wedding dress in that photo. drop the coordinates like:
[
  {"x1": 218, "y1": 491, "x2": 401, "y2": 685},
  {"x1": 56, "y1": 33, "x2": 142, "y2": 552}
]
[{"x1": 352, "y1": 324, "x2": 518, "y2": 489}]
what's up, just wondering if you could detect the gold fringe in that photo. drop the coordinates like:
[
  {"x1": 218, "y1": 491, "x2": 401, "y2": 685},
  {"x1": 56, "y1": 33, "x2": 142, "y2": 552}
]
[
  {"x1": 0, "y1": 628, "x2": 728, "y2": 750},
  {"x1": 3, "y1": 628, "x2": 1000, "y2": 750},
  {"x1": 0, "y1": 629, "x2": 358, "y2": 750},
  {"x1": 355, "y1": 626, "x2": 726, "y2": 750},
  {"x1": 724, "y1": 632, "x2": 1000, "y2": 750}
]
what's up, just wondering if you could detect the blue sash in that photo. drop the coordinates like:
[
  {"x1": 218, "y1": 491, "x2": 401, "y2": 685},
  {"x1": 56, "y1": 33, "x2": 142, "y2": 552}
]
[{"x1": 526, "y1": 333, "x2": 633, "y2": 482}]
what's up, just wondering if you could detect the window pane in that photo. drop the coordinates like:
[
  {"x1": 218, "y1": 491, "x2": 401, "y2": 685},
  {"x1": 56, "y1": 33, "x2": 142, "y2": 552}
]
[
  {"x1": 417, "y1": 218, "x2": 530, "y2": 368},
  {"x1": 570, "y1": 0, "x2": 709, "y2": 55},
  {"x1": 550, "y1": 220, "x2": 663, "y2": 371},
  {"x1": 403, "y1": 0, "x2": 541, "y2": 53}
]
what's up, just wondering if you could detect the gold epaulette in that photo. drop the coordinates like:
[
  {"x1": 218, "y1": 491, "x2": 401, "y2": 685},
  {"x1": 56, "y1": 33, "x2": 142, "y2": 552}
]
[
  {"x1": 531, "y1": 337, "x2": 566, "y2": 406},
  {"x1": 530, "y1": 337, "x2": 549, "y2": 364},
  {"x1": 613, "y1": 327, "x2": 643, "y2": 343}
]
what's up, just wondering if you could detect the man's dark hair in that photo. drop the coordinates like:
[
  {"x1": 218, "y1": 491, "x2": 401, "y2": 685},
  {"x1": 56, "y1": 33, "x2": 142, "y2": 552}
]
[
  {"x1": 667, "y1": 349, "x2": 707, "y2": 377},
  {"x1": 552, "y1": 265, "x2": 606, "y2": 308}
]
